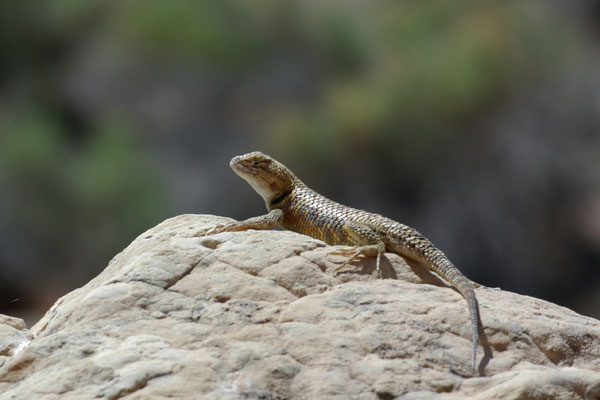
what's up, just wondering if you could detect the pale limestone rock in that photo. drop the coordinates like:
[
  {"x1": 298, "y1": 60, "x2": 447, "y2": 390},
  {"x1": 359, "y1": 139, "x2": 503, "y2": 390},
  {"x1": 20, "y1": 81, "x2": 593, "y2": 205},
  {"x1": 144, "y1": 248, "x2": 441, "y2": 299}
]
[
  {"x1": 0, "y1": 214, "x2": 599, "y2": 399},
  {"x1": 0, "y1": 315, "x2": 31, "y2": 370}
]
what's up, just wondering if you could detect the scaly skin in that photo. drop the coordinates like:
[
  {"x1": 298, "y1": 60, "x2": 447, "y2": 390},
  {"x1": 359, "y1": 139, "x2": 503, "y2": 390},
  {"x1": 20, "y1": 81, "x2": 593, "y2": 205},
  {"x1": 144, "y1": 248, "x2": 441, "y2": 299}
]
[{"x1": 207, "y1": 151, "x2": 481, "y2": 372}]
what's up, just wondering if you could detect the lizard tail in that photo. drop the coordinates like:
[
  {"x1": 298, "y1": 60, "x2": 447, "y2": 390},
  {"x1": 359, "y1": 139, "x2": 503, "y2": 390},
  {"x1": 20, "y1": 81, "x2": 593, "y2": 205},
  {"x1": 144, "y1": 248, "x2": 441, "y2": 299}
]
[
  {"x1": 395, "y1": 243, "x2": 480, "y2": 372},
  {"x1": 426, "y1": 251, "x2": 479, "y2": 372},
  {"x1": 456, "y1": 277, "x2": 479, "y2": 373}
]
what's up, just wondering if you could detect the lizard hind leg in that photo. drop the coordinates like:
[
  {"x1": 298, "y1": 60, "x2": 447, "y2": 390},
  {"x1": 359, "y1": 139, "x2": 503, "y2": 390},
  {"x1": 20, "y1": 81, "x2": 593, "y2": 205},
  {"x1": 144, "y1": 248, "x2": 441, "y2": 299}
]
[{"x1": 328, "y1": 222, "x2": 386, "y2": 277}]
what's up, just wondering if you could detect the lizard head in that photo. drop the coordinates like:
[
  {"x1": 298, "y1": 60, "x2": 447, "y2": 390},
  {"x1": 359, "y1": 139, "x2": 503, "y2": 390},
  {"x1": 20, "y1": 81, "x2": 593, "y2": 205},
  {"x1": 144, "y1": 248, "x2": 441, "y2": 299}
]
[{"x1": 230, "y1": 151, "x2": 296, "y2": 208}]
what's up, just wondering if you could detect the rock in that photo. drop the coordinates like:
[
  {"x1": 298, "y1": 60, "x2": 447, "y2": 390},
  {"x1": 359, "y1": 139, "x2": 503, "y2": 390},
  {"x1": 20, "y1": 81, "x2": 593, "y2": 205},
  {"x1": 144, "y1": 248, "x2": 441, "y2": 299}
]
[
  {"x1": 0, "y1": 315, "x2": 31, "y2": 370},
  {"x1": 1, "y1": 214, "x2": 599, "y2": 399}
]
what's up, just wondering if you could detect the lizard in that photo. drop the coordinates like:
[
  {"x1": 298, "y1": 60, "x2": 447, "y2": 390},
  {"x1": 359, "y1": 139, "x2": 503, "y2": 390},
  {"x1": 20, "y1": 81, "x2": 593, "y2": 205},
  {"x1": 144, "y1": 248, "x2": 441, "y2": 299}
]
[{"x1": 205, "y1": 151, "x2": 481, "y2": 372}]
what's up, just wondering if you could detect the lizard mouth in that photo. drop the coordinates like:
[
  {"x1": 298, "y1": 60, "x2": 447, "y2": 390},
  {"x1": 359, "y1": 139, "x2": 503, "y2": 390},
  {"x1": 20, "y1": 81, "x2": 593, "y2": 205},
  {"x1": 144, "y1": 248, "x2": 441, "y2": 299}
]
[
  {"x1": 230, "y1": 156, "x2": 255, "y2": 177},
  {"x1": 229, "y1": 156, "x2": 241, "y2": 169}
]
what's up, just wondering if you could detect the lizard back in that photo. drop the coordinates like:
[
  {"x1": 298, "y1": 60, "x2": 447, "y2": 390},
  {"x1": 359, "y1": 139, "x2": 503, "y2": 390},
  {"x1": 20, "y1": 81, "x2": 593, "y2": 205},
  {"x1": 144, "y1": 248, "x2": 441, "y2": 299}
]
[
  {"x1": 273, "y1": 182, "x2": 393, "y2": 246},
  {"x1": 274, "y1": 182, "x2": 430, "y2": 257}
]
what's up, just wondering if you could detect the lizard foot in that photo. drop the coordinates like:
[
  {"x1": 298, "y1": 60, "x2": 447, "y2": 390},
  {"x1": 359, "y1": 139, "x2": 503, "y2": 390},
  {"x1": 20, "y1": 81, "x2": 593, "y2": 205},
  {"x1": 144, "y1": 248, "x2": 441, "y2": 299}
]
[
  {"x1": 327, "y1": 248, "x2": 362, "y2": 276},
  {"x1": 203, "y1": 222, "x2": 241, "y2": 236}
]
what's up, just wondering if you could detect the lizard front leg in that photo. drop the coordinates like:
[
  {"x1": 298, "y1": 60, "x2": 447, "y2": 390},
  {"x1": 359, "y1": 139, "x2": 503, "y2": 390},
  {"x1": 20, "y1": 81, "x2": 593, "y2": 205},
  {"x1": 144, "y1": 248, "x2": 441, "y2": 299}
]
[
  {"x1": 329, "y1": 221, "x2": 386, "y2": 277},
  {"x1": 205, "y1": 209, "x2": 284, "y2": 235}
]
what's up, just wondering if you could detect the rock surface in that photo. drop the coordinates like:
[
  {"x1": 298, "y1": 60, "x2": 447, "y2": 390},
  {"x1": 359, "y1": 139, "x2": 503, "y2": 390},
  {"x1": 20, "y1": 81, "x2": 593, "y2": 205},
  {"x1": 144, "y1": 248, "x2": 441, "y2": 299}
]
[{"x1": 1, "y1": 214, "x2": 599, "y2": 399}]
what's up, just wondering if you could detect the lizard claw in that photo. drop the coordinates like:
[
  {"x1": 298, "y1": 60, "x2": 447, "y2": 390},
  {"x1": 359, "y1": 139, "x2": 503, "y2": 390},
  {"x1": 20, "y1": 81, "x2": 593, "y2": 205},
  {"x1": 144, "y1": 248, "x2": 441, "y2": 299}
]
[
  {"x1": 326, "y1": 248, "x2": 363, "y2": 276},
  {"x1": 203, "y1": 222, "x2": 240, "y2": 236},
  {"x1": 327, "y1": 247, "x2": 357, "y2": 258}
]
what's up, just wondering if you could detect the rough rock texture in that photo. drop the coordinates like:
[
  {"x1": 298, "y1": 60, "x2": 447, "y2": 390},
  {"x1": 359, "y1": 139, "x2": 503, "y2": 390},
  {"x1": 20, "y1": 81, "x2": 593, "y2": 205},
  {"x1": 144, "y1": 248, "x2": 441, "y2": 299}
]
[
  {"x1": 0, "y1": 315, "x2": 31, "y2": 371},
  {"x1": 1, "y1": 214, "x2": 599, "y2": 399}
]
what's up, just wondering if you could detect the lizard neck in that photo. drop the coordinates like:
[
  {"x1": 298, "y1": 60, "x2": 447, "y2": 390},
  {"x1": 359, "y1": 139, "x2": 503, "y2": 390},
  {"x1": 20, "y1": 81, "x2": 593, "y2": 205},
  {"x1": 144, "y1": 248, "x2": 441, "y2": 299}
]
[
  {"x1": 269, "y1": 188, "x2": 294, "y2": 209},
  {"x1": 267, "y1": 176, "x2": 308, "y2": 210}
]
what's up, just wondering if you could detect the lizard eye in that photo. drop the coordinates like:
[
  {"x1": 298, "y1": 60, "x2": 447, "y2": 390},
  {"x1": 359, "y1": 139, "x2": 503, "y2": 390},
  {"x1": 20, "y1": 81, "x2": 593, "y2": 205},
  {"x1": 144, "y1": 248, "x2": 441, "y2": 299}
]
[{"x1": 252, "y1": 160, "x2": 261, "y2": 166}]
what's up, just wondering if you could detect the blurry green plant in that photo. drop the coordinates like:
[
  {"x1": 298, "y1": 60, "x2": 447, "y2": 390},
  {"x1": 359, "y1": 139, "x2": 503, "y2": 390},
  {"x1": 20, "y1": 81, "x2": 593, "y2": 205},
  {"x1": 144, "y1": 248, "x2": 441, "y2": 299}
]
[
  {"x1": 107, "y1": 1, "x2": 278, "y2": 70},
  {"x1": 74, "y1": 122, "x2": 165, "y2": 240},
  {"x1": 0, "y1": 111, "x2": 165, "y2": 278},
  {"x1": 52, "y1": 0, "x2": 560, "y2": 174},
  {"x1": 261, "y1": 1, "x2": 559, "y2": 170}
]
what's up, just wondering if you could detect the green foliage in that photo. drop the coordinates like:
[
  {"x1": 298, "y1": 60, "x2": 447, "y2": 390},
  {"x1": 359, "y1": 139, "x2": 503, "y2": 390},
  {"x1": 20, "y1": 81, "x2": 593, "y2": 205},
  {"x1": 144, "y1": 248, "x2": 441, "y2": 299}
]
[
  {"x1": 263, "y1": 1, "x2": 559, "y2": 167},
  {"x1": 0, "y1": 112, "x2": 71, "y2": 236},
  {"x1": 107, "y1": 1, "x2": 276, "y2": 70},
  {"x1": 0, "y1": 111, "x2": 165, "y2": 272},
  {"x1": 0, "y1": 113, "x2": 64, "y2": 180},
  {"x1": 73, "y1": 122, "x2": 164, "y2": 236},
  {"x1": 12, "y1": 1, "x2": 556, "y2": 172}
]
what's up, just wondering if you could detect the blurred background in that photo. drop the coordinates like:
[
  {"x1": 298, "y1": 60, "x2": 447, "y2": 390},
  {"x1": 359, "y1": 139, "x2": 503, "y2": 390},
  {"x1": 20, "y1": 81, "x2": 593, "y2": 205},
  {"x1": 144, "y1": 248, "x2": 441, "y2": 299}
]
[{"x1": 1, "y1": 0, "x2": 599, "y2": 325}]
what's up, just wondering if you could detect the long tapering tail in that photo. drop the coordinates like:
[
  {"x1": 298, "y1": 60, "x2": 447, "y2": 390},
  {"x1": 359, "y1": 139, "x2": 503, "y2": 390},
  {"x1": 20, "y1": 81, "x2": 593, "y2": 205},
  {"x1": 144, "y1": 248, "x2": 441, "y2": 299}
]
[{"x1": 392, "y1": 238, "x2": 480, "y2": 372}]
